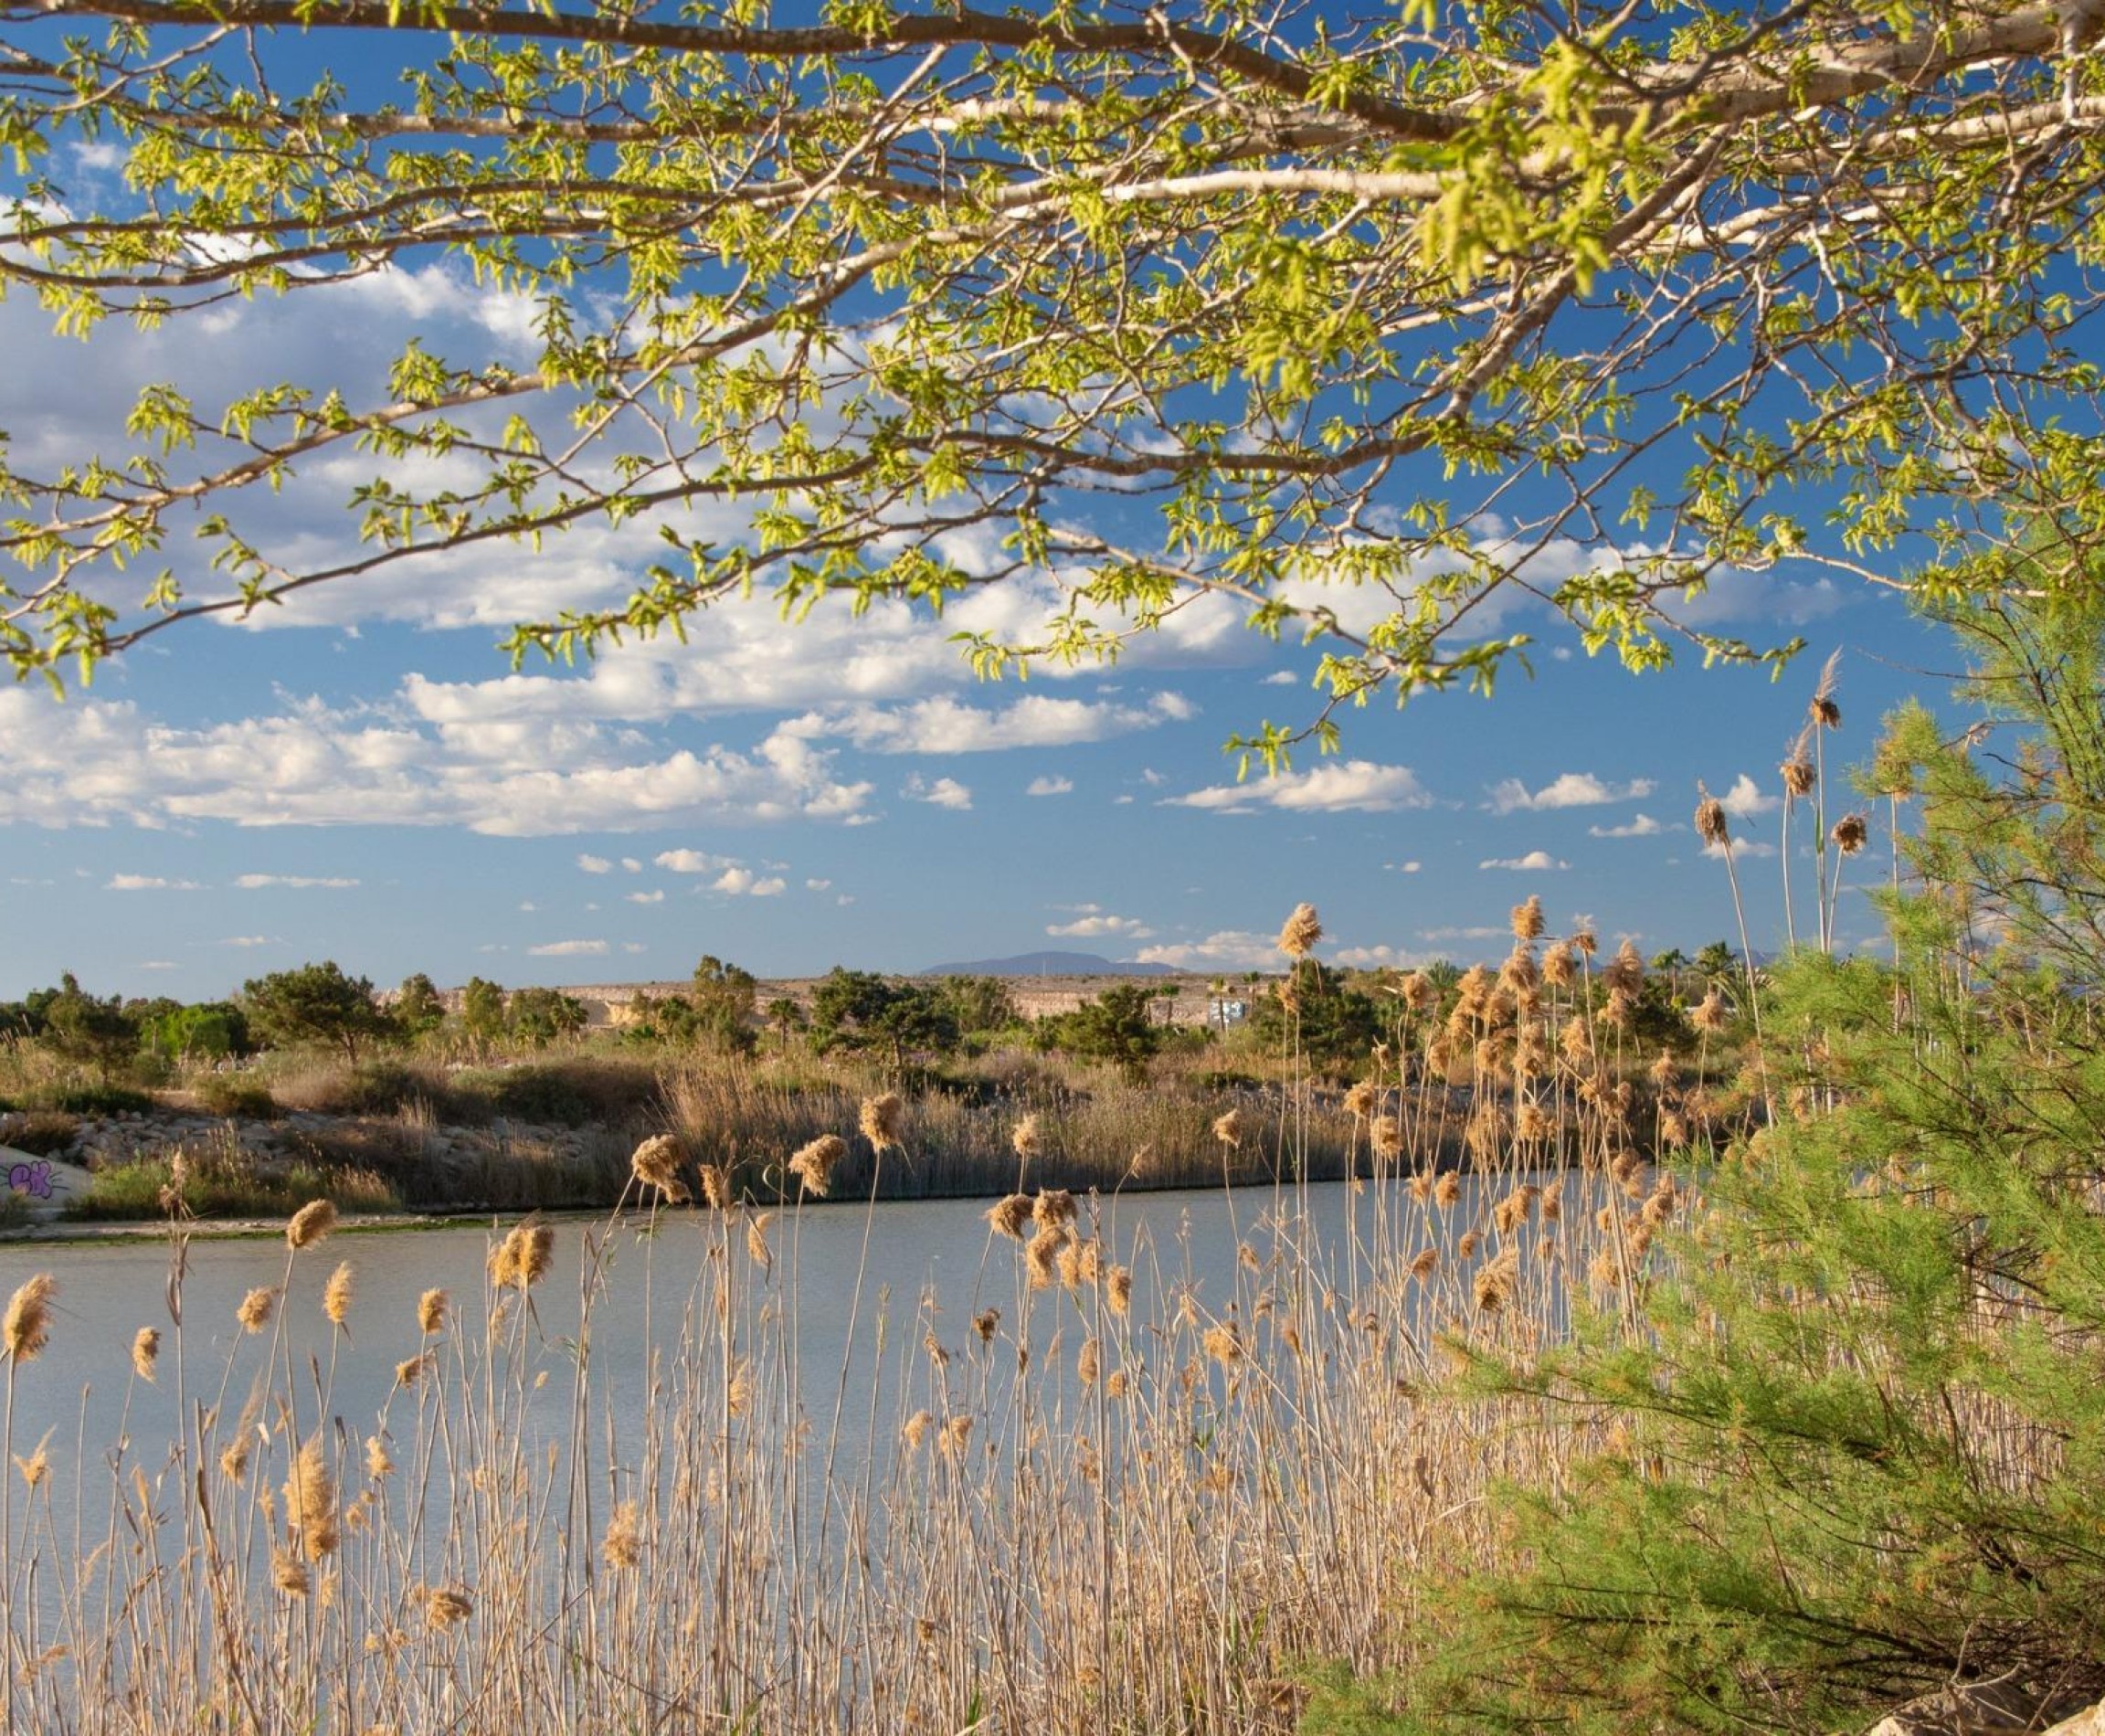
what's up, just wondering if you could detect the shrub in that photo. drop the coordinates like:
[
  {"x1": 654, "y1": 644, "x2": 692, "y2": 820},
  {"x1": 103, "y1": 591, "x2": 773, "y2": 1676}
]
[
  {"x1": 192, "y1": 1073, "x2": 280, "y2": 1119},
  {"x1": 48, "y1": 1084, "x2": 156, "y2": 1116},
  {"x1": 0, "y1": 1110, "x2": 79, "y2": 1157}
]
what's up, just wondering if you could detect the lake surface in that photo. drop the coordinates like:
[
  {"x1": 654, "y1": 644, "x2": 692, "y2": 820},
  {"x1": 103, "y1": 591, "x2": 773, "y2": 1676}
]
[{"x1": 0, "y1": 1175, "x2": 1445, "y2": 1500}]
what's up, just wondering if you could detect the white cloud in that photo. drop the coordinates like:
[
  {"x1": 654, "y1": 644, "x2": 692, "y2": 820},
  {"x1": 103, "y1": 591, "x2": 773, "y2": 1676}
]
[
  {"x1": 1718, "y1": 774, "x2": 1780, "y2": 819},
  {"x1": 528, "y1": 939, "x2": 608, "y2": 957},
  {"x1": 577, "y1": 853, "x2": 613, "y2": 873},
  {"x1": 1420, "y1": 926, "x2": 1507, "y2": 943},
  {"x1": 622, "y1": 942, "x2": 648, "y2": 954},
  {"x1": 518, "y1": 901, "x2": 537, "y2": 912},
  {"x1": 1167, "y1": 760, "x2": 1433, "y2": 816},
  {"x1": 234, "y1": 873, "x2": 359, "y2": 889},
  {"x1": 107, "y1": 874, "x2": 203, "y2": 891},
  {"x1": 1261, "y1": 670, "x2": 1301, "y2": 686},
  {"x1": 1478, "y1": 851, "x2": 1568, "y2": 872},
  {"x1": 1332, "y1": 945, "x2": 1428, "y2": 969},
  {"x1": 904, "y1": 774, "x2": 973, "y2": 811},
  {"x1": 805, "y1": 877, "x2": 832, "y2": 891},
  {"x1": 1387, "y1": 860, "x2": 1423, "y2": 873},
  {"x1": 138, "y1": 959, "x2": 177, "y2": 970},
  {"x1": 621, "y1": 857, "x2": 643, "y2": 873},
  {"x1": 655, "y1": 850, "x2": 734, "y2": 873},
  {"x1": 781, "y1": 691, "x2": 1192, "y2": 756},
  {"x1": 1132, "y1": 931, "x2": 1285, "y2": 972},
  {"x1": 1486, "y1": 772, "x2": 1655, "y2": 813},
  {"x1": 1701, "y1": 838, "x2": 1779, "y2": 860},
  {"x1": 1589, "y1": 814, "x2": 1666, "y2": 839},
  {"x1": 0, "y1": 690, "x2": 875, "y2": 836},
  {"x1": 626, "y1": 890, "x2": 665, "y2": 905},
  {"x1": 1026, "y1": 776, "x2": 1074, "y2": 797},
  {"x1": 1046, "y1": 914, "x2": 1155, "y2": 939},
  {"x1": 222, "y1": 935, "x2": 276, "y2": 947},
  {"x1": 711, "y1": 867, "x2": 787, "y2": 896}
]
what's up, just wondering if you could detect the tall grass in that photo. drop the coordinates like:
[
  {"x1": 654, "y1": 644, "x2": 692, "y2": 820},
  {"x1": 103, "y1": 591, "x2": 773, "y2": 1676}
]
[{"x1": 0, "y1": 907, "x2": 1719, "y2": 1732}]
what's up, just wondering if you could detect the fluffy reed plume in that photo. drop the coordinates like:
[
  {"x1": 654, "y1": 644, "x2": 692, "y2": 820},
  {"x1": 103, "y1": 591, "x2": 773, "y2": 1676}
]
[
  {"x1": 1499, "y1": 942, "x2": 1540, "y2": 996},
  {"x1": 418, "y1": 1289, "x2": 449, "y2": 1334},
  {"x1": 697, "y1": 1164, "x2": 733, "y2": 1211},
  {"x1": 1574, "y1": 926, "x2": 1599, "y2": 957},
  {"x1": 1371, "y1": 1115, "x2": 1404, "y2": 1160},
  {"x1": 788, "y1": 1134, "x2": 845, "y2": 1198},
  {"x1": 1810, "y1": 649, "x2": 1842, "y2": 727},
  {"x1": 1659, "y1": 1110, "x2": 1690, "y2": 1149},
  {"x1": 323, "y1": 1262, "x2": 355, "y2": 1328},
  {"x1": 1408, "y1": 1172, "x2": 1433, "y2": 1204},
  {"x1": 272, "y1": 1549, "x2": 312, "y2": 1597},
  {"x1": 1541, "y1": 941, "x2": 1577, "y2": 989},
  {"x1": 1540, "y1": 1180, "x2": 1563, "y2": 1221},
  {"x1": 286, "y1": 1199, "x2": 336, "y2": 1252},
  {"x1": 1457, "y1": 1230, "x2": 1481, "y2": 1259},
  {"x1": 1782, "y1": 736, "x2": 1817, "y2": 799},
  {"x1": 3, "y1": 1275, "x2": 55, "y2": 1363},
  {"x1": 1694, "y1": 790, "x2": 1729, "y2": 848},
  {"x1": 1010, "y1": 1114, "x2": 1042, "y2": 1162},
  {"x1": 1515, "y1": 1101, "x2": 1552, "y2": 1148},
  {"x1": 1599, "y1": 988, "x2": 1636, "y2": 1032},
  {"x1": 1692, "y1": 989, "x2": 1729, "y2": 1033},
  {"x1": 973, "y1": 1308, "x2": 1000, "y2": 1343},
  {"x1": 1400, "y1": 970, "x2": 1437, "y2": 1011},
  {"x1": 1077, "y1": 1337, "x2": 1101, "y2": 1386},
  {"x1": 629, "y1": 1134, "x2": 689, "y2": 1203},
  {"x1": 1106, "y1": 1265, "x2": 1133, "y2": 1316},
  {"x1": 1833, "y1": 812, "x2": 1868, "y2": 854},
  {"x1": 746, "y1": 1211, "x2": 774, "y2": 1273},
  {"x1": 1434, "y1": 1172, "x2": 1462, "y2": 1209},
  {"x1": 1343, "y1": 1078, "x2": 1378, "y2": 1120},
  {"x1": 728, "y1": 1360, "x2": 754, "y2": 1418},
  {"x1": 939, "y1": 1415, "x2": 974, "y2": 1458},
  {"x1": 489, "y1": 1223, "x2": 555, "y2": 1290},
  {"x1": 286, "y1": 1436, "x2": 340, "y2": 1558},
  {"x1": 1277, "y1": 902, "x2": 1323, "y2": 958},
  {"x1": 14, "y1": 1437, "x2": 50, "y2": 1490},
  {"x1": 860, "y1": 1093, "x2": 904, "y2": 1153},
  {"x1": 1492, "y1": 1185, "x2": 1540, "y2": 1236},
  {"x1": 1031, "y1": 1188, "x2": 1077, "y2": 1229},
  {"x1": 1642, "y1": 1176, "x2": 1681, "y2": 1227},
  {"x1": 397, "y1": 1353, "x2": 433, "y2": 1390},
  {"x1": 365, "y1": 1435, "x2": 395, "y2": 1480},
  {"x1": 1025, "y1": 1225, "x2": 1068, "y2": 1290},
  {"x1": 602, "y1": 1501, "x2": 644, "y2": 1570},
  {"x1": 1212, "y1": 1107, "x2": 1248, "y2": 1148},
  {"x1": 1202, "y1": 1321, "x2": 1244, "y2": 1366},
  {"x1": 1604, "y1": 939, "x2": 1645, "y2": 996},
  {"x1": 984, "y1": 1194, "x2": 1032, "y2": 1240},
  {"x1": 902, "y1": 1411, "x2": 933, "y2": 1449},
  {"x1": 131, "y1": 1327, "x2": 159, "y2": 1382},
  {"x1": 427, "y1": 1588, "x2": 474, "y2": 1630},
  {"x1": 1511, "y1": 894, "x2": 1546, "y2": 941},
  {"x1": 1473, "y1": 1246, "x2": 1521, "y2": 1314},
  {"x1": 237, "y1": 1286, "x2": 276, "y2": 1334},
  {"x1": 1058, "y1": 1238, "x2": 1102, "y2": 1291},
  {"x1": 1410, "y1": 1246, "x2": 1441, "y2": 1280}
]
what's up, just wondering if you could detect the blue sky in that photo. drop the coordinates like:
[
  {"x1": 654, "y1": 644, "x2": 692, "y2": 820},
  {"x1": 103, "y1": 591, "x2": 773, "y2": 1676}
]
[{"x1": 0, "y1": 143, "x2": 1965, "y2": 1005}]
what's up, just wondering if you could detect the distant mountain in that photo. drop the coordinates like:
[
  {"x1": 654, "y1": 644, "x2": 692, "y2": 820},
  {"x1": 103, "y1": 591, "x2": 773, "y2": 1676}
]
[{"x1": 920, "y1": 950, "x2": 1176, "y2": 978}]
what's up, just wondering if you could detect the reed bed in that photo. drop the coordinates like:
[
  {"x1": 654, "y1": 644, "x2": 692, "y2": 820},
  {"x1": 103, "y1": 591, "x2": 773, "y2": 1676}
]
[{"x1": 0, "y1": 910, "x2": 1713, "y2": 1734}]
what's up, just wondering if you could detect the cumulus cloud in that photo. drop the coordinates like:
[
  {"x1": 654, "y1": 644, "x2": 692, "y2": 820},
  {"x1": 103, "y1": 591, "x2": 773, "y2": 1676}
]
[
  {"x1": 528, "y1": 939, "x2": 608, "y2": 957},
  {"x1": 222, "y1": 936, "x2": 277, "y2": 947},
  {"x1": 711, "y1": 868, "x2": 787, "y2": 896},
  {"x1": 1701, "y1": 838, "x2": 1779, "y2": 860},
  {"x1": 1132, "y1": 931, "x2": 1286, "y2": 972},
  {"x1": 1331, "y1": 944, "x2": 1431, "y2": 969},
  {"x1": 577, "y1": 854, "x2": 613, "y2": 873},
  {"x1": 1166, "y1": 760, "x2": 1433, "y2": 815},
  {"x1": 0, "y1": 690, "x2": 875, "y2": 836},
  {"x1": 1718, "y1": 774, "x2": 1780, "y2": 819},
  {"x1": 805, "y1": 877, "x2": 832, "y2": 891},
  {"x1": 781, "y1": 691, "x2": 1192, "y2": 756},
  {"x1": 1478, "y1": 851, "x2": 1568, "y2": 872},
  {"x1": 904, "y1": 774, "x2": 973, "y2": 811},
  {"x1": 626, "y1": 890, "x2": 665, "y2": 905},
  {"x1": 107, "y1": 874, "x2": 203, "y2": 891},
  {"x1": 1261, "y1": 670, "x2": 1301, "y2": 686},
  {"x1": 1419, "y1": 926, "x2": 1508, "y2": 943},
  {"x1": 1589, "y1": 814, "x2": 1666, "y2": 839},
  {"x1": 1046, "y1": 914, "x2": 1155, "y2": 939},
  {"x1": 1486, "y1": 772, "x2": 1655, "y2": 813},
  {"x1": 655, "y1": 850, "x2": 734, "y2": 873},
  {"x1": 234, "y1": 873, "x2": 359, "y2": 889},
  {"x1": 1026, "y1": 776, "x2": 1074, "y2": 797},
  {"x1": 1387, "y1": 860, "x2": 1423, "y2": 873}
]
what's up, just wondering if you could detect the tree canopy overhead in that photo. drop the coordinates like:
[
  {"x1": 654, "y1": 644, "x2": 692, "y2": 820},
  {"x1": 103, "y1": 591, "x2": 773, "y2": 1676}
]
[{"x1": 5, "y1": 0, "x2": 2103, "y2": 754}]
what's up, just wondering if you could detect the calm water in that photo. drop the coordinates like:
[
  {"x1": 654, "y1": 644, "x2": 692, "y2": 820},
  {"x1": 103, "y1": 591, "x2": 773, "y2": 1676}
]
[{"x1": 0, "y1": 1178, "x2": 1428, "y2": 1494}]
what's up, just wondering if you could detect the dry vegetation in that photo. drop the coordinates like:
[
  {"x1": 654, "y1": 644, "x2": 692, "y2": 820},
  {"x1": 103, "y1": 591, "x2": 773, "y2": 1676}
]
[{"x1": 0, "y1": 899, "x2": 1718, "y2": 1732}]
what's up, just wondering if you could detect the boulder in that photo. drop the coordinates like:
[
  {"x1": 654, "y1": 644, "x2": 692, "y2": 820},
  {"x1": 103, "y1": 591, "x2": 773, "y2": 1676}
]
[{"x1": 1868, "y1": 1681, "x2": 2100, "y2": 1736}]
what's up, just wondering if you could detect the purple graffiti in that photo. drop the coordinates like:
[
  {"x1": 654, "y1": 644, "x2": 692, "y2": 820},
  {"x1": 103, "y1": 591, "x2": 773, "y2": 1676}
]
[{"x1": 7, "y1": 1160, "x2": 54, "y2": 1201}]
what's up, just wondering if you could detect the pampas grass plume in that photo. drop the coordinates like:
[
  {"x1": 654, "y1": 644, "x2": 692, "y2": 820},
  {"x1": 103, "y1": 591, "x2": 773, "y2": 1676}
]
[
  {"x1": 3, "y1": 1275, "x2": 55, "y2": 1362},
  {"x1": 286, "y1": 1199, "x2": 335, "y2": 1252}
]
